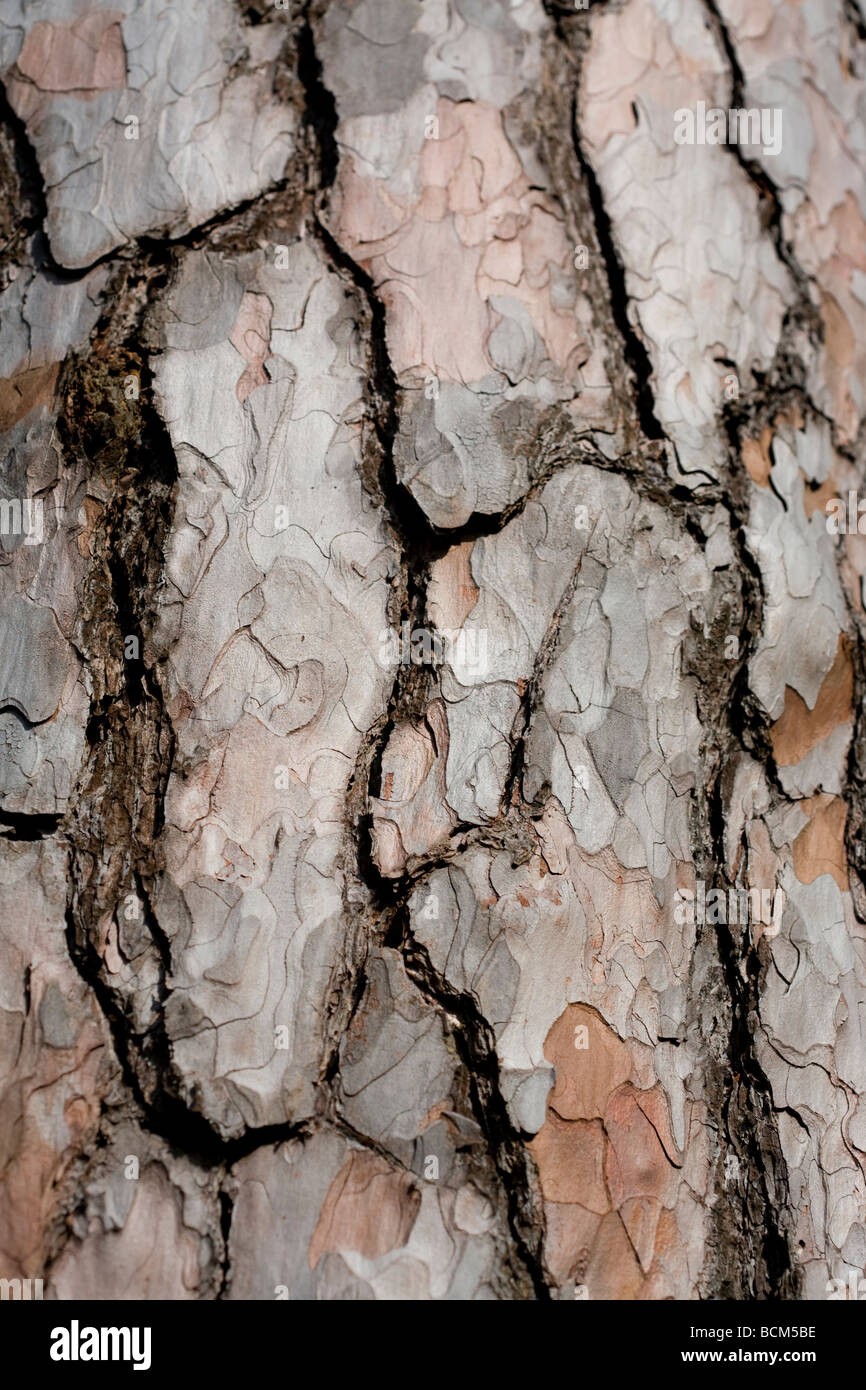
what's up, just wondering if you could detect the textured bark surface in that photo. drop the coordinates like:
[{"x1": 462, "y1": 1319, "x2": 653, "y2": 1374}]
[{"x1": 1, "y1": 0, "x2": 866, "y2": 1301}]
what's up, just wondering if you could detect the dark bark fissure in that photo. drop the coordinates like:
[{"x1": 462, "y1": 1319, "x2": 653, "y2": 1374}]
[
  {"x1": 541, "y1": 4, "x2": 801, "y2": 1297},
  {"x1": 540, "y1": 2, "x2": 666, "y2": 443},
  {"x1": 843, "y1": 591, "x2": 866, "y2": 923},
  {"x1": 0, "y1": 79, "x2": 88, "y2": 283},
  {"x1": 699, "y1": 0, "x2": 823, "y2": 383},
  {"x1": 846, "y1": 0, "x2": 866, "y2": 46},
  {"x1": 18, "y1": 19, "x2": 323, "y2": 1283},
  {"x1": 688, "y1": 414, "x2": 800, "y2": 1297},
  {"x1": 298, "y1": 1, "x2": 554, "y2": 1297},
  {"x1": 401, "y1": 922, "x2": 550, "y2": 1298},
  {"x1": 52, "y1": 261, "x2": 331, "y2": 1207},
  {"x1": 0, "y1": 808, "x2": 63, "y2": 839},
  {"x1": 502, "y1": 557, "x2": 585, "y2": 813},
  {"x1": 564, "y1": 84, "x2": 666, "y2": 443},
  {"x1": 1, "y1": 35, "x2": 304, "y2": 281}
]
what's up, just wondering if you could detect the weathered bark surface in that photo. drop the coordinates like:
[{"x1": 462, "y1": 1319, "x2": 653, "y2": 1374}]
[{"x1": 1, "y1": 0, "x2": 865, "y2": 1301}]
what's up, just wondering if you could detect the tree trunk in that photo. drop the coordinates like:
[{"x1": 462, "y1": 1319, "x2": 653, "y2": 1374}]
[{"x1": 1, "y1": 0, "x2": 865, "y2": 1302}]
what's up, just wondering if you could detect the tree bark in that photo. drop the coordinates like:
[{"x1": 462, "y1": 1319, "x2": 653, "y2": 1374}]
[{"x1": 1, "y1": 0, "x2": 865, "y2": 1301}]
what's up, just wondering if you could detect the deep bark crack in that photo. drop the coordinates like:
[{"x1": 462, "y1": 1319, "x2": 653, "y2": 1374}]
[{"x1": 300, "y1": 0, "x2": 556, "y2": 1296}]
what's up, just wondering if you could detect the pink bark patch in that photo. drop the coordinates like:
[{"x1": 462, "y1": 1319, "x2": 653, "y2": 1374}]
[
  {"x1": 229, "y1": 292, "x2": 273, "y2": 402},
  {"x1": 308, "y1": 1151, "x2": 421, "y2": 1267},
  {"x1": 333, "y1": 97, "x2": 586, "y2": 385},
  {"x1": 16, "y1": 12, "x2": 126, "y2": 93}
]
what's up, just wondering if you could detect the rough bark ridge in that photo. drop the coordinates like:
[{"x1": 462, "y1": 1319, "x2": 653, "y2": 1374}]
[{"x1": 1, "y1": 0, "x2": 865, "y2": 1301}]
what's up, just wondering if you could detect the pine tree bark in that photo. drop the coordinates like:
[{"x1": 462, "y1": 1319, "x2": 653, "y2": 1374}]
[{"x1": 1, "y1": 0, "x2": 865, "y2": 1301}]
